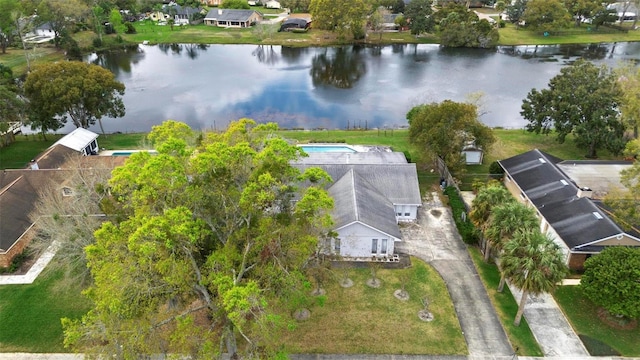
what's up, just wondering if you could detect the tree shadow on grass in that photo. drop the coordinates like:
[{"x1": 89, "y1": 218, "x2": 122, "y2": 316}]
[{"x1": 578, "y1": 334, "x2": 621, "y2": 356}]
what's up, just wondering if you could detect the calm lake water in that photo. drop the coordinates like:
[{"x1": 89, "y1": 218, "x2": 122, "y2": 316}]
[{"x1": 73, "y1": 42, "x2": 640, "y2": 133}]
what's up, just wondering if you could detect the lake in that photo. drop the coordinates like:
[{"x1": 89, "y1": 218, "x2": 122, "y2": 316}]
[{"x1": 74, "y1": 42, "x2": 640, "y2": 133}]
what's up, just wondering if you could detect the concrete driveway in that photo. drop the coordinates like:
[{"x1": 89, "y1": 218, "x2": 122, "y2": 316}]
[{"x1": 395, "y1": 192, "x2": 513, "y2": 357}]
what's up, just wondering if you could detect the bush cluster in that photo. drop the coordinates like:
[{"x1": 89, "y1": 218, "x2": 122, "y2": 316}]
[
  {"x1": 0, "y1": 249, "x2": 30, "y2": 274},
  {"x1": 444, "y1": 186, "x2": 479, "y2": 244}
]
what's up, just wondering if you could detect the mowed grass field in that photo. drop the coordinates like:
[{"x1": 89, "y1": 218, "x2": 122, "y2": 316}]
[
  {"x1": 0, "y1": 134, "x2": 63, "y2": 170},
  {"x1": 123, "y1": 21, "x2": 429, "y2": 46},
  {"x1": 554, "y1": 286, "x2": 640, "y2": 357},
  {"x1": 278, "y1": 258, "x2": 467, "y2": 355},
  {"x1": 0, "y1": 268, "x2": 91, "y2": 352}
]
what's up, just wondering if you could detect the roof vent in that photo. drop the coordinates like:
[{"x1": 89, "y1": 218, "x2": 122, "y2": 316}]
[
  {"x1": 592, "y1": 212, "x2": 603, "y2": 220},
  {"x1": 560, "y1": 179, "x2": 568, "y2": 186},
  {"x1": 538, "y1": 158, "x2": 547, "y2": 164}
]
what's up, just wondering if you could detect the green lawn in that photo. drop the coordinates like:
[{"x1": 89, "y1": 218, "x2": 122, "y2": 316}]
[
  {"x1": 463, "y1": 129, "x2": 620, "y2": 189},
  {"x1": 498, "y1": 23, "x2": 640, "y2": 45},
  {"x1": 468, "y1": 247, "x2": 543, "y2": 356},
  {"x1": 277, "y1": 129, "x2": 412, "y2": 153},
  {"x1": 0, "y1": 46, "x2": 65, "y2": 77},
  {"x1": 122, "y1": 22, "x2": 432, "y2": 47},
  {"x1": 279, "y1": 258, "x2": 467, "y2": 354},
  {"x1": 554, "y1": 286, "x2": 640, "y2": 356},
  {"x1": 0, "y1": 133, "x2": 146, "y2": 170},
  {"x1": 0, "y1": 134, "x2": 63, "y2": 170},
  {"x1": 97, "y1": 133, "x2": 148, "y2": 149},
  {"x1": 0, "y1": 268, "x2": 90, "y2": 352}
]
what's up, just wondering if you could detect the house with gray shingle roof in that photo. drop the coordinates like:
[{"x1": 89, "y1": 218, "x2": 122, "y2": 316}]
[
  {"x1": 498, "y1": 149, "x2": 640, "y2": 271},
  {"x1": 293, "y1": 151, "x2": 421, "y2": 259},
  {"x1": 0, "y1": 130, "x2": 123, "y2": 269},
  {"x1": 204, "y1": 9, "x2": 263, "y2": 28}
]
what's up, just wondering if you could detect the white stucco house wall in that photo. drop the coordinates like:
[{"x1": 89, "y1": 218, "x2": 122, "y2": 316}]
[{"x1": 293, "y1": 150, "x2": 421, "y2": 259}]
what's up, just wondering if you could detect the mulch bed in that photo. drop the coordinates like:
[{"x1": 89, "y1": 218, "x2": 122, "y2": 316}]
[
  {"x1": 0, "y1": 252, "x2": 38, "y2": 276},
  {"x1": 596, "y1": 308, "x2": 638, "y2": 330}
]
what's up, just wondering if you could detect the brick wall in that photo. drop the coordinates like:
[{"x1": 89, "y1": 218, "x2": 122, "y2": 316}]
[
  {"x1": 568, "y1": 253, "x2": 588, "y2": 272},
  {"x1": 0, "y1": 228, "x2": 35, "y2": 268}
]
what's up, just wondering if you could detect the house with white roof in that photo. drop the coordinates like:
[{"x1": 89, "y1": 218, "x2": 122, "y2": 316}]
[{"x1": 52, "y1": 128, "x2": 99, "y2": 156}]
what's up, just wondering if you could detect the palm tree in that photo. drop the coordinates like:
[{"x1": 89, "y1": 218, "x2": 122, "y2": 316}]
[
  {"x1": 485, "y1": 202, "x2": 539, "y2": 290},
  {"x1": 469, "y1": 182, "x2": 514, "y2": 258},
  {"x1": 501, "y1": 229, "x2": 568, "y2": 326}
]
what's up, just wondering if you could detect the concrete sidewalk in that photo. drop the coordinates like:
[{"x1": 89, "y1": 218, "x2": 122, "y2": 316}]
[{"x1": 507, "y1": 286, "x2": 589, "y2": 357}]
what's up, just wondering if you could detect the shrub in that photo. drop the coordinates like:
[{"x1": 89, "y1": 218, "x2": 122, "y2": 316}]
[
  {"x1": 444, "y1": 186, "x2": 479, "y2": 244},
  {"x1": 499, "y1": 20, "x2": 506, "y2": 28},
  {"x1": 124, "y1": 22, "x2": 137, "y2": 34},
  {"x1": 92, "y1": 37, "x2": 103, "y2": 48},
  {"x1": 0, "y1": 249, "x2": 30, "y2": 274},
  {"x1": 403, "y1": 150, "x2": 412, "y2": 163},
  {"x1": 489, "y1": 161, "x2": 504, "y2": 179}
]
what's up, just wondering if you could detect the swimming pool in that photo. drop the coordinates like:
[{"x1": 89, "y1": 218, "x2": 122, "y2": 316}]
[
  {"x1": 299, "y1": 145, "x2": 357, "y2": 153},
  {"x1": 109, "y1": 150, "x2": 158, "y2": 156}
]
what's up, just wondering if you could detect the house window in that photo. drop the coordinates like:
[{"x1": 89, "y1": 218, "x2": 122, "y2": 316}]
[
  {"x1": 334, "y1": 238, "x2": 341, "y2": 253},
  {"x1": 381, "y1": 239, "x2": 387, "y2": 254},
  {"x1": 396, "y1": 212, "x2": 402, "y2": 217},
  {"x1": 404, "y1": 212, "x2": 410, "y2": 216},
  {"x1": 371, "y1": 239, "x2": 378, "y2": 254},
  {"x1": 62, "y1": 187, "x2": 73, "y2": 197}
]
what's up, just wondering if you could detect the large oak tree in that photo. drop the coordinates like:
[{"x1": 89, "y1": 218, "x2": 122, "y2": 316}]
[
  {"x1": 309, "y1": 0, "x2": 370, "y2": 39},
  {"x1": 407, "y1": 99, "x2": 495, "y2": 175},
  {"x1": 63, "y1": 119, "x2": 335, "y2": 358},
  {"x1": 522, "y1": 0, "x2": 572, "y2": 31},
  {"x1": 521, "y1": 59, "x2": 626, "y2": 158},
  {"x1": 24, "y1": 61, "x2": 125, "y2": 134},
  {"x1": 404, "y1": 0, "x2": 434, "y2": 35}
]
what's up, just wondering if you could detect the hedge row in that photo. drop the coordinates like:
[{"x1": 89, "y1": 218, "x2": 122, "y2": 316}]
[{"x1": 444, "y1": 186, "x2": 479, "y2": 245}]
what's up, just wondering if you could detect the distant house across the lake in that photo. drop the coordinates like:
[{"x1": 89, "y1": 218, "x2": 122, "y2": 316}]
[{"x1": 204, "y1": 9, "x2": 263, "y2": 27}]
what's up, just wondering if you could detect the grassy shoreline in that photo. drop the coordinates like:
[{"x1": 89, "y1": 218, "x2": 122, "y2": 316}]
[{"x1": 2, "y1": 19, "x2": 639, "y2": 77}]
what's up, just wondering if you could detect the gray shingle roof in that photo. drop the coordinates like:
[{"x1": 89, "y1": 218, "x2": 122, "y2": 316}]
[
  {"x1": 329, "y1": 169, "x2": 401, "y2": 239},
  {"x1": 293, "y1": 163, "x2": 421, "y2": 205},
  {"x1": 498, "y1": 149, "x2": 626, "y2": 250},
  {"x1": 0, "y1": 170, "x2": 67, "y2": 251},
  {"x1": 204, "y1": 9, "x2": 259, "y2": 22},
  {"x1": 0, "y1": 155, "x2": 125, "y2": 252}
]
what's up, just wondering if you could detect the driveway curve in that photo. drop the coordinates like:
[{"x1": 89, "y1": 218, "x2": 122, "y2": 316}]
[{"x1": 396, "y1": 192, "x2": 513, "y2": 357}]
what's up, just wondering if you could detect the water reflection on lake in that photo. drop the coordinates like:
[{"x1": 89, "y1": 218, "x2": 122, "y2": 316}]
[{"x1": 79, "y1": 42, "x2": 640, "y2": 133}]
